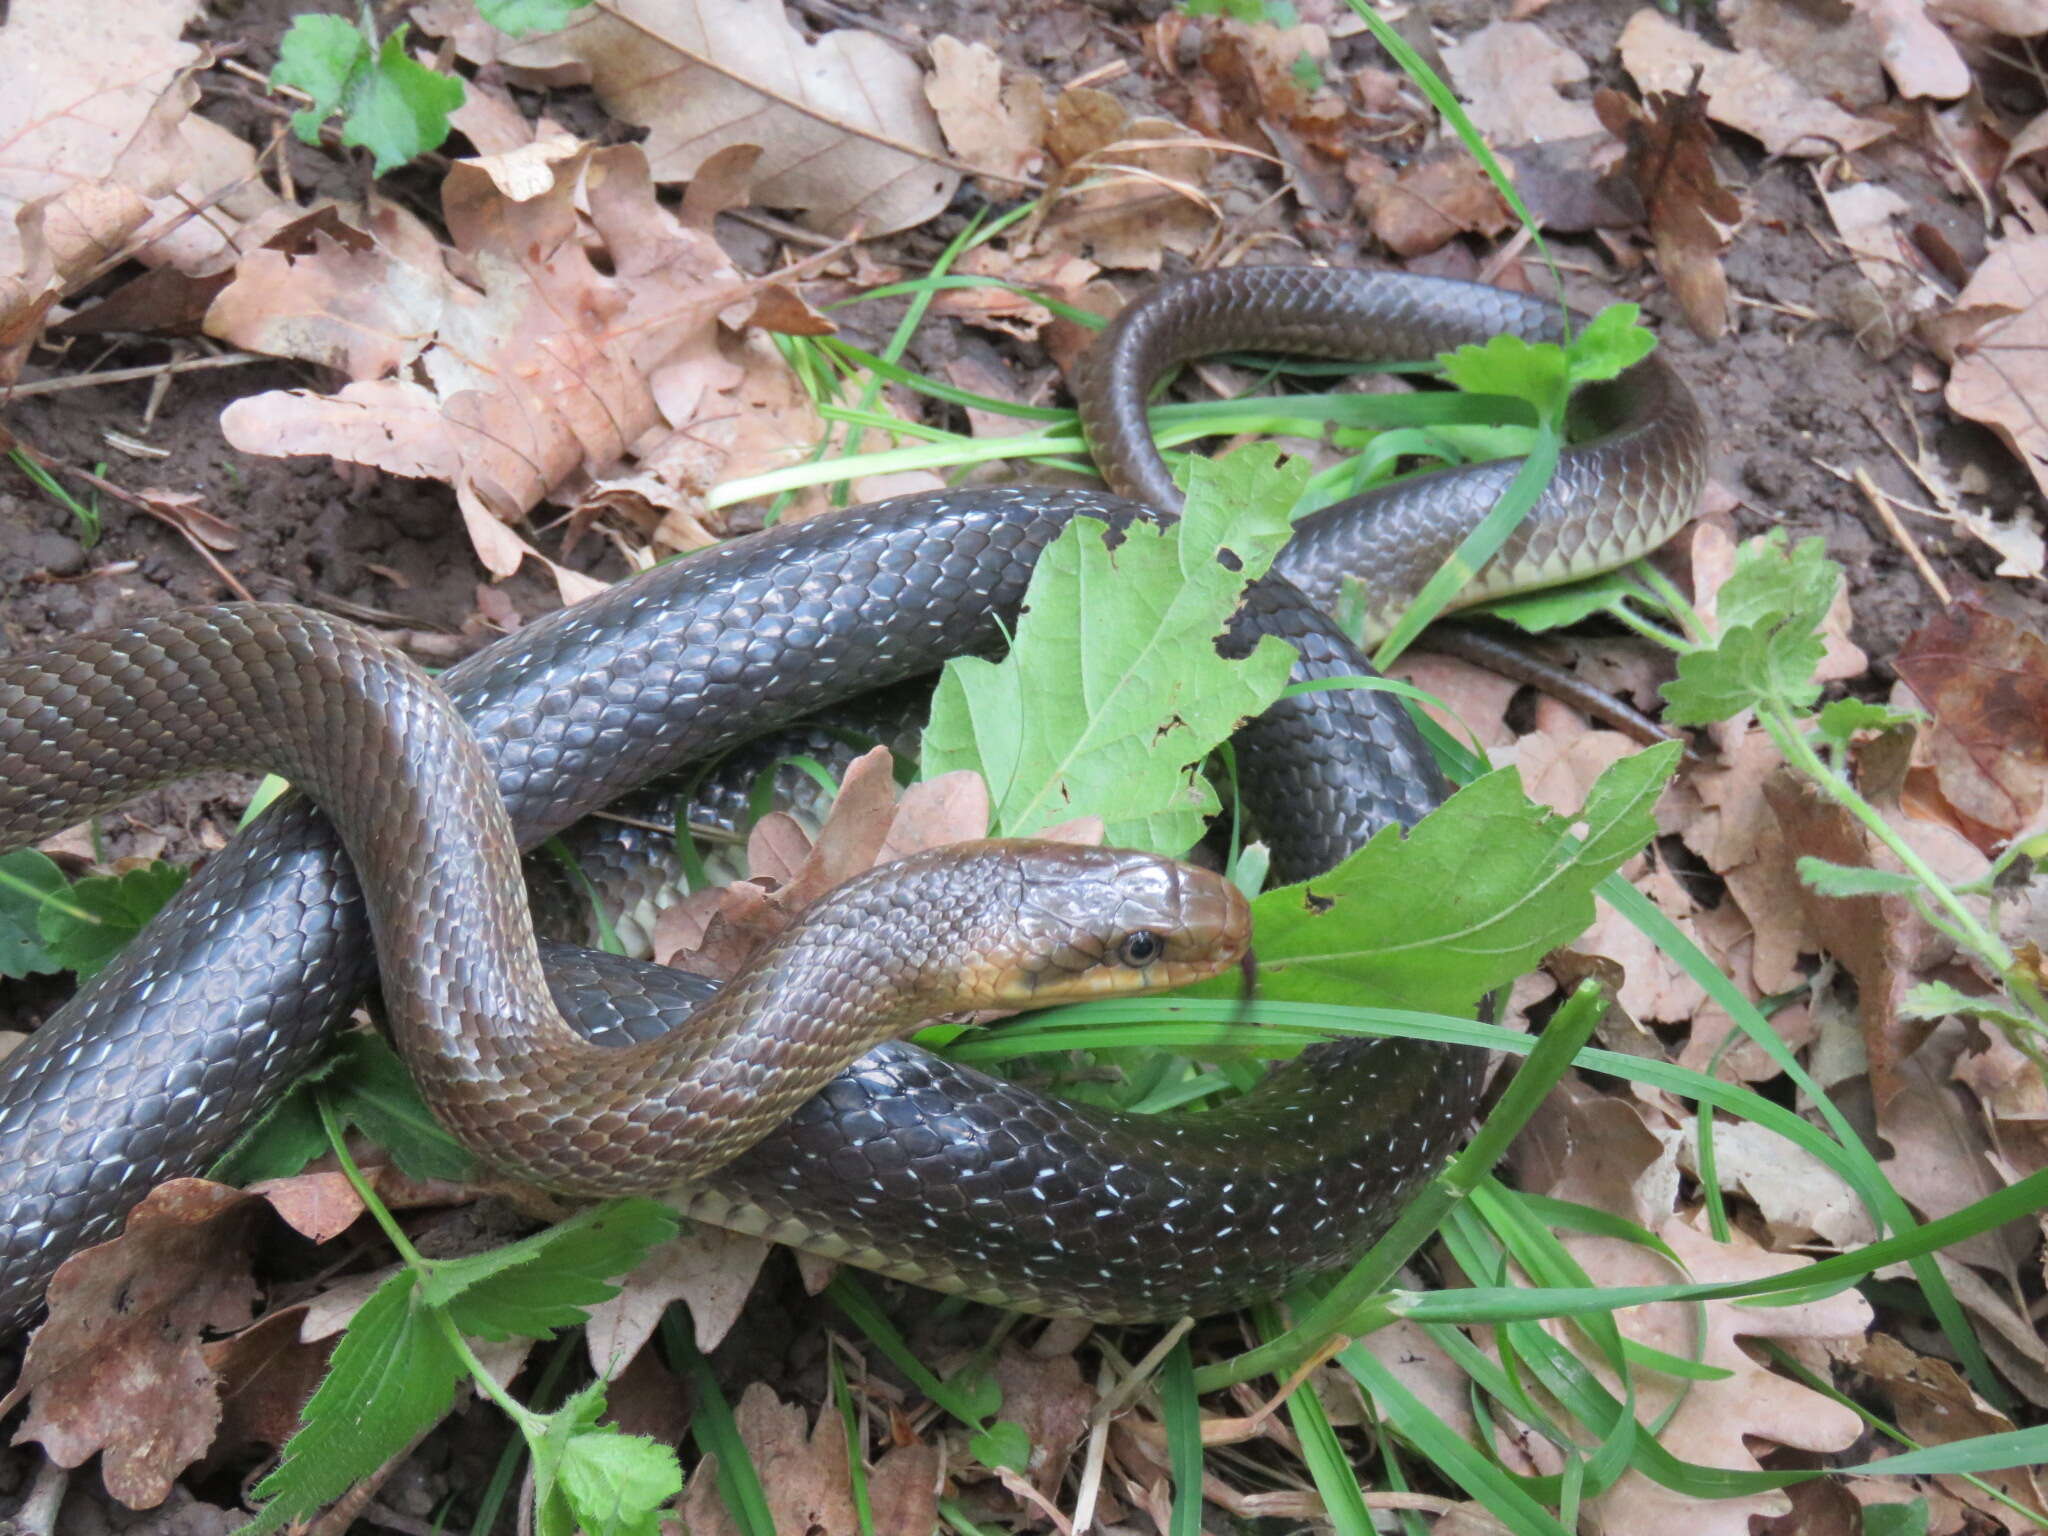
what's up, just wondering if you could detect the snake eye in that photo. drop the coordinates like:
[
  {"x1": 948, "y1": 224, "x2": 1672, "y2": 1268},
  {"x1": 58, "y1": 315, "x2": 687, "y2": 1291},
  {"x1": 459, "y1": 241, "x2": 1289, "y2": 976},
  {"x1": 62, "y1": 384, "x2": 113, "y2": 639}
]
[{"x1": 1118, "y1": 931, "x2": 1165, "y2": 967}]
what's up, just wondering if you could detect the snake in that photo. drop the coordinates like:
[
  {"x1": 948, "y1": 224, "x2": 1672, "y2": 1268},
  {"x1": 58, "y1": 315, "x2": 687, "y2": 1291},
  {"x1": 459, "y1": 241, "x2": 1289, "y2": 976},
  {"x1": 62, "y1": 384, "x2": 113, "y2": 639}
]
[{"x1": 0, "y1": 267, "x2": 1707, "y2": 1328}]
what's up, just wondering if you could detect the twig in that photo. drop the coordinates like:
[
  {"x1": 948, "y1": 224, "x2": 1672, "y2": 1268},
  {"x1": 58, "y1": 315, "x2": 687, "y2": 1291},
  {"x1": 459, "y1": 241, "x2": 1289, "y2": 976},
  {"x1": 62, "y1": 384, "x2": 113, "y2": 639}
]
[
  {"x1": 1852, "y1": 463, "x2": 1952, "y2": 604},
  {"x1": 4, "y1": 351, "x2": 268, "y2": 398}
]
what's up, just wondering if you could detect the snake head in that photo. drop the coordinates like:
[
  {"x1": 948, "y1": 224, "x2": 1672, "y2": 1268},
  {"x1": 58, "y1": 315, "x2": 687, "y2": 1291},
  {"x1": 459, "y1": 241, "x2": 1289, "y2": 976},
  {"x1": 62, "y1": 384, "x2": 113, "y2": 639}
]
[{"x1": 852, "y1": 838, "x2": 1251, "y2": 1013}]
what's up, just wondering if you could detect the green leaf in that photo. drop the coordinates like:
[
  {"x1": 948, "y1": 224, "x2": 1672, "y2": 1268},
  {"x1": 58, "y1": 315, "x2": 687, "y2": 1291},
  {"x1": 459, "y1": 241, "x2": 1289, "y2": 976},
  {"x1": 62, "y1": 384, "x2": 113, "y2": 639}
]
[
  {"x1": 1481, "y1": 569, "x2": 1646, "y2": 634},
  {"x1": 323, "y1": 1032, "x2": 475, "y2": 1181},
  {"x1": 968, "y1": 1420, "x2": 1031, "y2": 1473},
  {"x1": 274, "y1": 17, "x2": 464, "y2": 174},
  {"x1": 246, "y1": 1271, "x2": 463, "y2": 1533},
  {"x1": 212, "y1": 1032, "x2": 472, "y2": 1185},
  {"x1": 1815, "y1": 698, "x2": 1922, "y2": 748},
  {"x1": 1186, "y1": 742, "x2": 1680, "y2": 1016},
  {"x1": 0, "y1": 849, "x2": 69, "y2": 978},
  {"x1": 1796, "y1": 857, "x2": 1921, "y2": 899},
  {"x1": 1901, "y1": 980, "x2": 2036, "y2": 1030},
  {"x1": 1563, "y1": 304, "x2": 1657, "y2": 383},
  {"x1": 1439, "y1": 334, "x2": 1569, "y2": 424},
  {"x1": 272, "y1": 13, "x2": 370, "y2": 146},
  {"x1": 1863, "y1": 1500, "x2": 1929, "y2": 1536},
  {"x1": 341, "y1": 28, "x2": 466, "y2": 175},
  {"x1": 920, "y1": 444, "x2": 1300, "y2": 852},
  {"x1": 425, "y1": 1199, "x2": 678, "y2": 1342},
  {"x1": 37, "y1": 861, "x2": 187, "y2": 978},
  {"x1": 1663, "y1": 532, "x2": 1843, "y2": 726},
  {"x1": 479, "y1": 0, "x2": 596, "y2": 36},
  {"x1": 532, "y1": 1381, "x2": 683, "y2": 1536},
  {"x1": 558, "y1": 1426, "x2": 682, "y2": 1536}
]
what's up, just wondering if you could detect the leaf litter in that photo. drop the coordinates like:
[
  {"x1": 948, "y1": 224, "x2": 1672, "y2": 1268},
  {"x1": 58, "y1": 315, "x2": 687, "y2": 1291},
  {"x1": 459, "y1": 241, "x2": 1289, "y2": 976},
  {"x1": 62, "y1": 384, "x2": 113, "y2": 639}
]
[{"x1": 4, "y1": 0, "x2": 2048, "y2": 1528}]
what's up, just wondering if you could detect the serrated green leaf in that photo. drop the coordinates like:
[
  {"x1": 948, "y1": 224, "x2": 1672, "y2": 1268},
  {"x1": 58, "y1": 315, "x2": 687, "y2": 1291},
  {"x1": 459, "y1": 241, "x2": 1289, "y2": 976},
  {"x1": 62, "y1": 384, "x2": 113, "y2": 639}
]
[
  {"x1": 1901, "y1": 980, "x2": 2035, "y2": 1029},
  {"x1": 556, "y1": 1426, "x2": 684, "y2": 1536},
  {"x1": 1716, "y1": 530, "x2": 1839, "y2": 636},
  {"x1": 425, "y1": 1199, "x2": 677, "y2": 1340},
  {"x1": 37, "y1": 861, "x2": 187, "y2": 978},
  {"x1": 534, "y1": 1382, "x2": 611, "y2": 1536},
  {"x1": 1564, "y1": 304, "x2": 1656, "y2": 383},
  {"x1": 245, "y1": 1271, "x2": 462, "y2": 1533},
  {"x1": 0, "y1": 849, "x2": 69, "y2": 978},
  {"x1": 1796, "y1": 857, "x2": 1921, "y2": 899},
  {"x1": 1663, "y1": 620, "x2": 1827, "y2": 725},
  {"x1": 1815, "y1": 697, "x2": 1922, "y2": 747},
  {"x1": 479, "y1": 0, "x2": 596, "y2": 36},
  {"x1": 920, "y1": 445, "x2": 1301, "y2": 851},
  {"x1": 272, "y1": 13, "x2": 370, "y2": 145},
  {"x1": 340, "y1": 27, "x2": 466, "y2": 175},
  {"x1": 1186, "y1": 742, "x2": 1680, "y2": 1015},
  {"x1": 1439, "y1": 334, "x2": 1569, "y2": 424},
  {"x1": 970, "y1": 1420, "x2": 1031, "y2": 1473}
]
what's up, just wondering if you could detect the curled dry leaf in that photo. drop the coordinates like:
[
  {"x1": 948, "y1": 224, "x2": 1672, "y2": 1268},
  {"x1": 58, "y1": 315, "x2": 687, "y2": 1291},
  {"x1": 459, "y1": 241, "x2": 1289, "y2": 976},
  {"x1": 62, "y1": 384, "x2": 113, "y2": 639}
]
[
  {"x1": 1617, "y1": 8, "x2": 1891, "y2": 158},
  {"x1": 1034, "y1": 96, "x2": 1216, "y2": 271},
  {"x1": 417, "y1": 0, "x2": 959, "y2": 237},
  {"x1": 1857, "y1": 1334, "x2": 2048, "y2": 1518},
  {"x1": 1595, "y1": 83, "x2": 1742, "y2": 340},
  {"x1": 208, "y1": 145, "x2": 752, "y2": 591}
]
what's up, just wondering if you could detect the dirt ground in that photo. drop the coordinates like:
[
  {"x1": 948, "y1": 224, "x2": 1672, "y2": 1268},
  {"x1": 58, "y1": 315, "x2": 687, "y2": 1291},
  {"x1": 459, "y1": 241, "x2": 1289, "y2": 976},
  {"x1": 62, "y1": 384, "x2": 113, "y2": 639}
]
[{"x1": 3, "y1": 0, "x2": 2044, "y2": 1528}]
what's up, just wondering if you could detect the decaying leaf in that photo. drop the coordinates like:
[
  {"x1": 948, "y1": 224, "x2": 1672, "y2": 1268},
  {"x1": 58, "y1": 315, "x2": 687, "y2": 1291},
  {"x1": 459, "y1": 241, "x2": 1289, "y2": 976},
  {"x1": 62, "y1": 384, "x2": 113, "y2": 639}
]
[
  {"x1": 1936, "y1": 233, "x2": 2048, "y2": 503},
  {"x1": 1617, "y1": 8, "x2": 1891, "y2": 158},
  {"x1": 1033, "y1": 94, "x2": 1216, "y2": 271},
  {"x1": 1896, "y1": 600, "x2": 2048, "y2": 848},
  {"x1": 1595, "y1": 82, "x2": 1742, "y2": 339},
  {"x1": 208, "y1": 144, "x2": 753, "y2": 590},
  {"x1": 1351, "y1": 149, "x2": 1514, "y2": 259},
  {"x1": 584, "y1": 1223, "x2": 773, "y2": 1363},
  {"x1": 417, "y1": 0, "x2": 959, "y2": 236}
]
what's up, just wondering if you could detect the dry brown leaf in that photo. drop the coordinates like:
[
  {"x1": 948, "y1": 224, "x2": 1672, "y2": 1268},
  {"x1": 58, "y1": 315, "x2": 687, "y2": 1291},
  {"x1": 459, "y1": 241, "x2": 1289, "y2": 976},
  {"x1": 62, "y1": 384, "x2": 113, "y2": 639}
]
[
  {"x1": 1035, "y1": 100, "x2": 1216, "y2": 271},
  {"x1": 419, "y1": 0, "x2": 958, "y2": 236},
  {"x1": 583, "y1": 1223, "x2": 773, "y2": 1365},
  {"x1": 925, "y1": 36, "x2": 1048, "y2": 193},
  {"x1": 1355, "y1": 149, "x2": 1512, "y2": 258},
  {"x1": 1679, "y1": 1116, "x2": 1875, "y2": 1247},
  {"x1": 1821, "y1": 181, "x2": 1943, "y2": 359},
  {"x1": 679, "y1": 1385, "x2": 856, "y2": 1536},
  {"x1": 1857, "y1": 1334, "x2": 2048, "y2": 1517},
  {"x1": 1721, "y1": 0, "x2": 1890, "y2": 110},
  {"x1": 0, "y1": 0, "x2": 280, "y2": 282},
  {"x1": 1170, "y1": 13, "x2": 1346, "y2": 156},
  {"x1": 1895, "y1": 600, "x2": 2048, "y2": 848},
  {"x1": 1849, "y1": 0, "x2": 1973, "y2": 98},
  {"x1": 209, "y1": 145, "x2": 749, "y2": 590},
  {"x1": 1937, "y1": 236, "x2": 2048, "y2": 504},
  {"x1": 1594, "y1": 83, "x2": 1742, "y2": 339},
  {"x1": 2, "y1": 1180, "x2": 264, "y2": 1508},
  {"x1": 1582, "y1": 1218, "x2": 1871, "y2": 1534},
  {"x1": 931, "y1": 244, "x2": 1099, "y2": 344},
  {"x1": 200, "y1": 1308, "x2": 335, "y2": 1471},
  {"x1": 1617, "y1": 8, "x2": 1891, "y2": 158},
  {"x1": 1441, "y1": 22, "x2": 1604, "y2": 148},
  {"x1": 993, "y1": 1347, "x2": 1095, "y2": 1501}
]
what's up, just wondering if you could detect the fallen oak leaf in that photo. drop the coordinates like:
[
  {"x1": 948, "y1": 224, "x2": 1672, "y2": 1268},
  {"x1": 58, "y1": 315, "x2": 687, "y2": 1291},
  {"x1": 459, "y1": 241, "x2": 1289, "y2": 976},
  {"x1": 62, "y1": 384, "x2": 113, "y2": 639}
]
[
  {"x1": 1895, "y1": 599, "x2": 2048, "y2": 848},
  {"x1": 418, "y1": 0, "x2": 961, "y2": 236},
  {"x1": 1935, "y1": 233, "x2": 2048, "y2": 504},
  {"x1": 209, "y1": 145, "x2": 752, "y2": 589}
]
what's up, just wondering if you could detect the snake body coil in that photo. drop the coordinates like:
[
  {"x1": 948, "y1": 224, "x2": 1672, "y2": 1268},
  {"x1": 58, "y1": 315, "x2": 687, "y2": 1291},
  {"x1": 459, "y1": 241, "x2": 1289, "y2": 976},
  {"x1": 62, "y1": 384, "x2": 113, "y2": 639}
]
[{"x1": 0, "y1": 269, "x2": 1705, "y2": 1326}]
